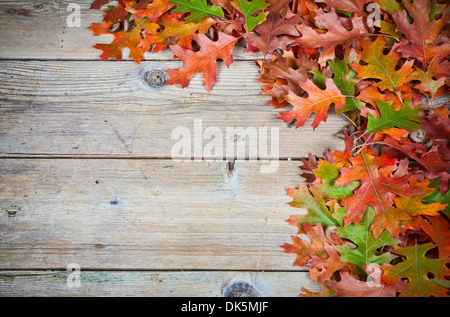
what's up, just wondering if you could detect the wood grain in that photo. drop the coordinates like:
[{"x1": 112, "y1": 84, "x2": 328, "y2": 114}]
[
  {"x1": 0, "y1": 271, "x2": 319, "y2": 297},
  {"x1": 0, "y1": 0, "x2": 261, "y2": 61},
  {"x1": 0, "y1": 159, "x2": 309, "y2": 271},
  {"x1": 0, "y1": 60, "x2": 347, "y2": 158}
]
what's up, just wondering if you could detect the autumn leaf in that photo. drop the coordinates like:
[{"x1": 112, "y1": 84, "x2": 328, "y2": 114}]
[
  {"x1": 381, "y1": 243, "x2": 450, "y2": 297},
  {"x1": 280, "y1": 77, "x2": 346, "y2": 130},
  {"x1": 257, "y1": 50, "x2": 316, "y2": 105},
  {"x1": 308, "y1": 242, "x2": 353, "y2": 283},
  {"x1": 407, "y1": 56, "x2": 447, "y2": 101},
  {"x1": 286, "y1": 185, "x2": 341, "y2": 230},
  {"x1": 89, "y1": 17, "x2": 153, "y2": 63},
  {"x1": 312, "y1": 160, "x2": 359, "y2": 200},
  {"x1": 328, "y1": 57, "x2": 364, "y2": 113},
  {"x1": 351, "y1": 37, "x2": 415, "y2": 92},
  {"x1": 231, "y1": 0, "x2": 268, "y2": 32},
  {"x1": 170, "y1": 0, "x2": 225, "y2": 22},
  {"x1": 335, "y1": 208, "x2": 398, "y2": 266},
  {"x1": 166, "y1": 32, "x2": 239, "y2": 91},
  {"x1": 394, "y1": 178, "x2": 447, "y2": 217},
  {"x1": 138, "y1": 13, "x2": 214, "y2": 53},
  {"x1": 315, "y1": 0, "x2": 369, "y2": 15},
  {"x1": 418, "y1": 216, "x2": 450, "y2": 258},
  {"x1": 296, "y1": 8, "x2": 368, "y2": 66},
  {"x1": 91, "y1": 0, "x2": 113, "y2": 9},
  {"x1": 328, "y1": 270, "x2": 407, "y2": 297},
  {"x1": 335, "y1": 151, "x2": 422, "y2": 238},
  {"x1": 244, "y1": 11, "x2": 301, "y2": 57},
  {"x1": 393, "y1": 0, "x2": 450, "y2": 68},
  {"x1": 365, "y1": 100, "x2": 424, "y2": 134},
  {"x1": 281, "y1": 223, "x2": 329, "y2": 267},
  {"x1": 126, "y1": 0, "x2": 175, "y2": 22}
]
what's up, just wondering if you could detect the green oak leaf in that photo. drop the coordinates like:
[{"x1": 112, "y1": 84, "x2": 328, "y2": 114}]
[
  {"x1": 313, "y1": 161, "x2": 359, "y2": 200},
  {"x1": 329, "y1": 58, "x2": 364, "y2": 113},
  {"x1": 286, "y1": 185, "x2": 340, "y2": 230},
  {"x1": 366, "y1": 100, "x2": 424, "y2": 134},
  {"x1": 423, "y1": 178, "x2": 450, "y2": 217},
  {"x1": 232, "y1": 0, "x2": 268, "y2": 32},
  {"x1": 170, "y1": 0, "x2": 224, "y2": 22},
  {"x1": 381, "y1": 243, "x2": 450, "y2": 297},
  {"x1": 336, "y1": 208, "x2": 398, "y2": 266}
]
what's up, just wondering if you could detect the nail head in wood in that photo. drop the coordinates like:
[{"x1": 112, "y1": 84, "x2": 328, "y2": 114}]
[{"x1": 144, "y1": 70, "x2": 167, "y2": 88}]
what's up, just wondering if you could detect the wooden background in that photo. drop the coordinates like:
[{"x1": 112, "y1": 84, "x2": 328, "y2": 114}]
[{"x1": 0, "y1": 0, "x2": 348, "y2": 296}]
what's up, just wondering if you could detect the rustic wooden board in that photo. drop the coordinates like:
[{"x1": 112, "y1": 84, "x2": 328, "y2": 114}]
[
  {"x1": 0, "y1": 271, "x2": 319, "y2": 297},
  {"x1": 0, "y1": 0, "x2": 345, "y2": 297},
  {"x1": 0, "y1": 159, "x2": 310, "y2": 271},
  {"x1": 0, "y1": 0, "x2": 261, "y2": 61},
  {"x1": 0, "y1": 60, "x2": 347, "y2": 158}
]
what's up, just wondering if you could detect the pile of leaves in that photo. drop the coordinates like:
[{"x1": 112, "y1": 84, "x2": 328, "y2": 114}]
[{"x1": 88, "y1": 0, "x2": 450, "y2": 297}]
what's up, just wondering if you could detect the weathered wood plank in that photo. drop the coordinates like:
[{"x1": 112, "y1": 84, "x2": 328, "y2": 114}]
[
  {"x1": 0, "y1": 271, "x2": 319, "y2": 297},
  {"x1": 0, "y1": 159, "x2": 309, "y2": 271},
  {"x1": 0, "y1": 60, "x2": 347, "y2": 158},
  {"x1": 0, "y1": 0, "x2": 261, "y2": 61}
]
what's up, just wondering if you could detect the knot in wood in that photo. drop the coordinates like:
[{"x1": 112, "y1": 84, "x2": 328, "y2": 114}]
[
  {"x1": 223, "y1": 280, "x2": 260, "y2": 297},
  {"x1": 34, "y1": 2, "x2": 45, "y2": 10},
  {"x1": 144, "y1": 70, "x2": 167, "y2": 88},
  {"x1": 6, "y1": 206, "x2": 20, "y2": 217}
]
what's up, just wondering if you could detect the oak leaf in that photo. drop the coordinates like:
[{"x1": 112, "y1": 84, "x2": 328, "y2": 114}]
[
  {"x1": 335, "y1": 151, "x2": 422, "y2": 238},
  {"x1": 281, "y1": 223, "x2": 329, "y2": 267},
  {"x1": 328, "y1": 270, "x2": 407, "y2": 297},
  {"x1": 296, "y1": 8, "x2": 368, "y2": 66},
  {"x1": 138, "y1": 13, "x2": 214, "y2": 53},
  {"x1": 351, "y1": 37, "x2": 415, "y2": 92},
  {"x1": 335, "y1": 208, "x2": 398, "y2": 266},
  {"x1": 166, "y1": 32, "x2": 239, "y2": 91},
  {"x1": 381, "y1": 243, "x2": 450, "y2": 297},
  {"x1": 126, "y1": 0, "x2": 175, "y2": 22},
  {"x1": 365, "y1": 100, "x2": 424, "y2": 134},
  {"x1": 231, "y1": 0, "x2": 269, "y2": 32},
  {"x1": 393, "y1": 0, "x2": 450, "y2": 68},
  {"x1": 244, "y1": 11, "x2": 302, "y2": 57},
  {"x1": 170, "y1": 0, "x2": 225, "y2": 22},
  {"x1": 280, "y1": 77, "x2": 347, "y2": 130},
  {"x1": 89, "y1": 17, "x2": 152, "y2": 63}
]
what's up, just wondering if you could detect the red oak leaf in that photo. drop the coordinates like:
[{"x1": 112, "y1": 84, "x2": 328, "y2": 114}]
[{"x1": 335, "y1": 151, "x2": 423, "y2": 238}]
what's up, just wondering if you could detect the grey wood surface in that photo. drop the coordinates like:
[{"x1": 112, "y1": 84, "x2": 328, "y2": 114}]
[{"x1": 0, "y1": 0, "x2": 346, "y2": 296}]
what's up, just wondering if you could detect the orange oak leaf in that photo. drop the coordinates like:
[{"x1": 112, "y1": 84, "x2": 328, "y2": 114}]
[
  {"x1": 351, "y1": 37, "x2": 415, "y2": 92},
  {"x1": 418, "y1": 216, "x2": 450, "y2": 258},
  {"x1": 126, "y1": 0, "x2": 174, "y2": 22},
  {"x1": 394, "y1": 178, "x2": 447, "y2": 217},
  {"x1": 308, "y1": 242, "x2": 353, "y2": 283},
  {"x1": 393, "y1": 0, "x2": 450, "y2": 68},
  {"x1": 138, "y1": 13, "x2": 214, "y2": 53},
  {"x1": 88, "y1": 17, "x2": 152, "y2": 63},
  {"x1": 335, "y1": 151, "x2": 423, "y2": 238},
  {"x1": 280, "y1": 77, "x2": 346, "y2": 130},
  {"x1": 166, "y1": 32, "x2": 239, "y2": 91},
  {"x1": 281, "y1": 223, "x2": 329, "y2": 267},
  {"x1": 295, "y1": 8, "x2": 368, "y2": 66}
]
